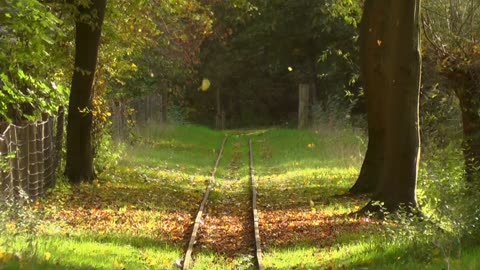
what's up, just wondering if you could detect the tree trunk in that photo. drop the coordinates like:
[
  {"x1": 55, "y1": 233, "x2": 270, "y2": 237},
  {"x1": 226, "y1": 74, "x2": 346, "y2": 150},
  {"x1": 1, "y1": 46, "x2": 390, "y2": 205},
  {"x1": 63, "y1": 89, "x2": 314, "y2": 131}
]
[
  {"x1": 373, "y1": 0, "x2": 421, "y2": 212},
  {"x1": 361, "y1": 0, "x2": 422, "y2": 214},
  {"x1": 65, "y1": 0, "x2": 107, "y2": 184},
  {"x1": 456, "y1": 85, "x2": 480, "y2": 183},
  {"x1": 349, "y1": 0, "x2": 387, "y2": 194}
]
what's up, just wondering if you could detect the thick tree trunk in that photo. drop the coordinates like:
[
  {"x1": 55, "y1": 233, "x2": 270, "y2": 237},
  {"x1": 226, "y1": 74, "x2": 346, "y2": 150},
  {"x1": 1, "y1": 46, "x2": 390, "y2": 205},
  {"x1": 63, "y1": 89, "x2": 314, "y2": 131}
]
[
  {"x1": 360, "y1": 0, "x2": 422, "y2": 214},
  {"x1": 65, "y1": 0, "x2": 107, "y2": 184},
  {"x1": 350, "y1": 0, "x2": 387, "y2": 194},
  {"x1": 369, "y1": 0, "x2": 421, "y2": 213},
  {"x1": 456, "y1": 85, "x2": 480, "y2": 183}
]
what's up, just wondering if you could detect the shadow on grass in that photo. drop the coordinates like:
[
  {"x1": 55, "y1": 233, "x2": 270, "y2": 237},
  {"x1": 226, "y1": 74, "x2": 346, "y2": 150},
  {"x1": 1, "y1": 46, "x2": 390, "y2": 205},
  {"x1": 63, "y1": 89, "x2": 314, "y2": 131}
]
[
  {"x1": 46, "y1": 232, "x2": 183, "y2": 250},
  {"x1": 49, "y1": 176, "x2": 207, "y2": 214},
  {"x1": 257, "y1": 182, "x2": 365, "y2": 211}
]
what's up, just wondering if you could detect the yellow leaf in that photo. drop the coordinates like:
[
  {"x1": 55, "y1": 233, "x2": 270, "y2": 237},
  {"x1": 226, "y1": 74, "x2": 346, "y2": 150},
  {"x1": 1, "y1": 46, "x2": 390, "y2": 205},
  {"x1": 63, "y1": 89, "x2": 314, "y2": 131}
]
[
  {"x1": 45, "y1": 252, "x2": 52, "y2": 261},
  {"x1": 201, "y1": 78, "x2": 211, "y2": 91},
  {"x1": 113, "y1": 259, "x2": 125, "y2": 269},
  {"x1": 0, "y1": 251, "x2": 13, "y2": 263}
]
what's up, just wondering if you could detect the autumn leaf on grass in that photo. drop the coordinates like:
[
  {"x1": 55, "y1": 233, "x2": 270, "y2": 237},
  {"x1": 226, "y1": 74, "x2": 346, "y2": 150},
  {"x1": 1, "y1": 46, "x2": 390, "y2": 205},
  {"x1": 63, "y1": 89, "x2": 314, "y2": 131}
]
[
  {"x1": 0, "y1": 251, "x2": 14, "y2": 263},
  {"x1": 113, "y1": 259, "x2": 125, "y2": 270},
  {"x1": 45, "y1": 252, "x2": 52, "y2": 261}
]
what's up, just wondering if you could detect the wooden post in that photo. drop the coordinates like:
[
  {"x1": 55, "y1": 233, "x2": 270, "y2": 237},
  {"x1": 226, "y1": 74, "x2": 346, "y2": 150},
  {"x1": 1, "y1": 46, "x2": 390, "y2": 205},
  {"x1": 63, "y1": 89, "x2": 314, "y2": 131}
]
[
  {"x1": 7, "y1": 127, "x2": 20, "y2": 200},
  {"x1": 3, "y1": 127, "x2": 14, "y2": 199},
  {"x1": 28, "y1": 123, "x2": 39, "y2": 200},
  {"x1": 298, "y1": 83, "x2": 310, "y2": 129},
  {"x1": 54, "y1": 106, "x2": 65, "y2": 176},
  {"x1": 162, "y1": 90, "x2": 168, "y2": 123},
  {"x1": 221, "y1": 110, "x2": 226, "y2": 130},
  {"x1": 15, "y1": 124, "x2": 29, "y2": 197},
  {"x1": 0, "y1": 137, "x2": 9, "y2": 200},
  {"x1": 215, "y1": 88, "x2": 223, "y2": 130},
  {"x1": 36, "y1": 121, "x2": 45, "y2": 197},
  {"x1": 43, "y1": 117, "x2": 55, "y2": 189},
  {"x1": 158, "y1": 93, "x2": 164, "y2": 124}
]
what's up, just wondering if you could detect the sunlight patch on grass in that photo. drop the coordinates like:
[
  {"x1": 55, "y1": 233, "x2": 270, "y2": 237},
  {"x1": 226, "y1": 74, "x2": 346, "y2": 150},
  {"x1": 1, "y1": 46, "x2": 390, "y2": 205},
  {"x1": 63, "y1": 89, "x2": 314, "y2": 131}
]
[{"x1": 0, "y1": 234, "x2": 181, "y2": 269}]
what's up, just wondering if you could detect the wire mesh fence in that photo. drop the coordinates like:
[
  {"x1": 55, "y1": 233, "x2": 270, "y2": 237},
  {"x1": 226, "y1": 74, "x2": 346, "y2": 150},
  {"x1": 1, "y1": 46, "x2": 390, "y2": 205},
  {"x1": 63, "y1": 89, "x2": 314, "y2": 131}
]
[{"x1": 0, "y1": 112, "x2": 64, "y2": 201}]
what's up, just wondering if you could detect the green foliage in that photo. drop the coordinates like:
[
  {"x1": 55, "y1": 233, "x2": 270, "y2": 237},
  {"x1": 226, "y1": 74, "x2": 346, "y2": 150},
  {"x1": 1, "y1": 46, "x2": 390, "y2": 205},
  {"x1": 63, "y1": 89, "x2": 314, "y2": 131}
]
[
  {"x1": 189, "y1": 0, "x2": 362, "y2": 127},
  {"x1": 105, "y1": 0, "x2": 213, "y2": 100},
  {"x1": 0, "y1": 0, "x2": 69, "y2": 121},
  {"x1": 94, "y1": 132, "x2": 123, "y2": 175}
]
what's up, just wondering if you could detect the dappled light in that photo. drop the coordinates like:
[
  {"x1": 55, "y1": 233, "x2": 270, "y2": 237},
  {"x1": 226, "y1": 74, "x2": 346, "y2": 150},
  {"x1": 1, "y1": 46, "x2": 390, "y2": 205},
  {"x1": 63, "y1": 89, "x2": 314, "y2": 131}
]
[{"x1": 2, "y1": 0, "x2": 480, "y2": 269}]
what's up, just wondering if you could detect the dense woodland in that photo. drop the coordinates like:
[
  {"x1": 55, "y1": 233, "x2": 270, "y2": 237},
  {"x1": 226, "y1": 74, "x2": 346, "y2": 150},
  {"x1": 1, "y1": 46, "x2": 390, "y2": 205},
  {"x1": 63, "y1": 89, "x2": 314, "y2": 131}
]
[{"x1": 1, "y1": 0, "x2": 480, "y2": 269}]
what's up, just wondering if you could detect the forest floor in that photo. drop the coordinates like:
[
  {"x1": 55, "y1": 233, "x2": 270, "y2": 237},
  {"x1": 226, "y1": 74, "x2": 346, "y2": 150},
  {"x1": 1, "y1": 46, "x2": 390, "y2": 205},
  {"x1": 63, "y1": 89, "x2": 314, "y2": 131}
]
[{"x1": 1, "y1": 125, "x2": 479, "y2": 269}]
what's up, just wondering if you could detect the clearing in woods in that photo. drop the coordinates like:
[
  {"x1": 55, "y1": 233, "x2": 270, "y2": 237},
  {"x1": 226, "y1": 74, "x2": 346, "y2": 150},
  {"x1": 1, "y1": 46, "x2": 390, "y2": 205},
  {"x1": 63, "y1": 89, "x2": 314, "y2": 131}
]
[{"x1": 1, "y1": 125, "x2": 479, "y2": 269}]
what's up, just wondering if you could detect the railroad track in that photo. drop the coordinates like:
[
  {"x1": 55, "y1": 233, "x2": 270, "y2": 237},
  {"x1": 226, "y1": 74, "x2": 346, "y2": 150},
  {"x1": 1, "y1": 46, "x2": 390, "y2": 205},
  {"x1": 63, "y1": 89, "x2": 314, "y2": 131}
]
[{"x1": 182, "y1": 137, "x2": 264, "y2": 270}]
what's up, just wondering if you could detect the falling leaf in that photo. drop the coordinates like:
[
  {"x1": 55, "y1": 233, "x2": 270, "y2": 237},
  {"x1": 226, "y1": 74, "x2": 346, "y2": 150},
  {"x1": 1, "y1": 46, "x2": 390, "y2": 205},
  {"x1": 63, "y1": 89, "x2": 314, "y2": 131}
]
[{"x1": 201, "y1": 78, "x2": 211, "y2": 91}]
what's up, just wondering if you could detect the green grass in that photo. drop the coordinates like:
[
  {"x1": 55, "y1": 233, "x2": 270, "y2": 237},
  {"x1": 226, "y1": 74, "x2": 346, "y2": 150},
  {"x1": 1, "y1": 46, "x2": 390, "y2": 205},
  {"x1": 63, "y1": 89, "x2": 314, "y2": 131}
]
[
  {"x1": 0, "y1": 124, "x2": 227, "y2": 269},
  {"x1": 1, "y1": 124, "x2": 479, "y2": 269}
]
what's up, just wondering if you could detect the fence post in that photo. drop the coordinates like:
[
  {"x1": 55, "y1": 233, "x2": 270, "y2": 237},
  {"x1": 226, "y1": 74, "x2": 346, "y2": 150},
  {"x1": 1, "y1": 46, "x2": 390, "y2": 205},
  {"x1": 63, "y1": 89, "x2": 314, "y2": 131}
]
[
  {"x1": 0, "y1": 137, "x2": 8, "y2": 200},
  {"x1": 7, "y1": 127, "x2": 18, "y2": 200},
  {"x1": 298, "y1": 83, "x2": 310, "y2": 129},
  {"x1": 27, "y1": 123, "x2": 39, "y2": 200},
  {"x1": 15, "y1": 124, "x2": 29, "y2": 198},
  {"x1": 36, "y1": 121, "x2": 45, "y2": 197},
  {"x1": 54, "y1": 106, "x2": 65, "y2": 174},
  {"x1": 44, "y1": 117, "x2": 55, "y2": 189}
]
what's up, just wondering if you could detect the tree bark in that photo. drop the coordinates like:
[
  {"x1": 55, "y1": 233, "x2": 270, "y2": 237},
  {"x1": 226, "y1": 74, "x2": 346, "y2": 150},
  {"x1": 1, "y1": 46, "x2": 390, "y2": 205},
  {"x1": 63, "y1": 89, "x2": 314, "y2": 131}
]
[
  {"x1": 349, "y1": 0, "x2": 387, "y2": 194},
  {"x1": 361, "y1": 0, "x2": 422, "y2": 214},
  {"x1": 456, "y1": 84, "x2": 480, "y2": 183},
  {"x1": 65, "y1": 0, "x2": 107, "y2": 184}
]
